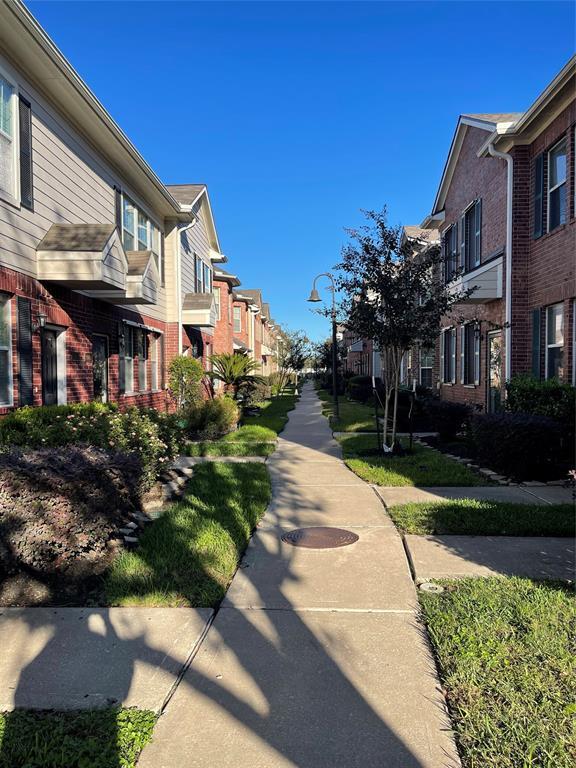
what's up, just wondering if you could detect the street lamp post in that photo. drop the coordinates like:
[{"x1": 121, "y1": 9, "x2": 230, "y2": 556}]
[{"x1": 307, "y1": 272, "x2": 339, "y2": 419}]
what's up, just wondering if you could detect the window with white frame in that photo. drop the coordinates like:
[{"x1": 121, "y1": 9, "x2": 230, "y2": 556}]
[
  {"x1": 203, "y1": 263, "x2": 212, "y2": 294},
  {"x1": 460, "y1": 323, "x2": 480, "y2": 385},
  {"x1": 548, "y1": 140, "x2": 567, "y2": 231},
  {"x1": 121, "y1": 194, "x2": 163, "y2": 273},
  {"x1": 233, "y1": 306, "x2": 242, "y2": 334},
  {"x1": 419, "y1": 347, "x2": 433, "y2": 388},
  {"x1": 0, "y1": 293, "x2": 13, "y2": 406},
  {"x1": 545, "y1": 302, "x2": 564, "y2": 379},
  {"x1": 214, "y1": 287, "x2": 221, "y2": 320},
  {"x1": 124, "y1": 326, "x2": 135, "y2": 393},
  {"x1": 138, "y1": 329, "x2": 147, "y2": 391},
  {"x1": 461, "y1": 200, "x2": 482, "y2": 271},
  {"x1": 441, "y1": 328, "x2": 456, "y2": 383},
  {"x1": 0, "y1": 72, "x2": 18, "y2": 202},
  {"x1": 150, "y1": 334, "x2": 159, "y2": 391}
]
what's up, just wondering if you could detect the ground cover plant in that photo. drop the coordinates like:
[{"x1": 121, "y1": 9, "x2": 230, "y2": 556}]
[
  {"x1": 338, "y1": 433, "x2": 482, "y2": 486},
  {"x1": 389, "y1": 500, "x2": 575, "y2": 536},
  {"x1": 241, "y1": 393, "x2": 298, "y2": 434},
  {"x1": 420, "y1": 578, "x2": 576, "y2": 768},
  {"x1": 105, "y1": 462, "x2": 271, "y2": 607},
  {"x1": 0, "y1": 708, "x2": 155, "y2": 768}
]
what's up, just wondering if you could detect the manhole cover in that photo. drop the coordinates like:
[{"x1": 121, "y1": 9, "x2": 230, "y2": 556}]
[
  {"x1": 281, "y1": 527, "x2": 359, "y2": 549},
  {"x1": 418, "y1": 582, "x2": 444, "y2": 594}
]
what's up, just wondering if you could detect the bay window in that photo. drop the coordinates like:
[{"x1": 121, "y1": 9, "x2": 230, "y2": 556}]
[{"x1": 545, "y1": 303, "x2": 564, "y2": 379}]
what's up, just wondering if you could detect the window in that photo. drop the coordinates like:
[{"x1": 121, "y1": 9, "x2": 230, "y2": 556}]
[
  {"x1": 150, "y1": 335, "x2": 159, "y2": 391},
  {"x1": 121, "y1": 194, "x2": 162, "y2": 262},
  {"x1": 137, "y1": 330, "x2": 147, "y2": 391},
  {"x1": 0, "y1": 293, "x2": 13, "y2": 406},
  {"x1": 233, "y1": 306, "x2": 242, "y2": 334},
  {"x1": 460, "y1": 323, "x2": 480, "y2": 385},
  {"x1": 0, "y1": 72, "x2": 17, "y2": 203},
  {"x1": 443, "y1": 224, "x2": 458, "y2": 282},
  {"x1": 461, "y1": 200, "x2": 482, "y2": 271},
  {"x1": 545, "y1": 303, "x2": 564, "y2": 379},
  {"x1": 419, "y1": 347, "x2": 433, "y2": 388},
  {"x1": 441, "y1": 328, "x2": 456, "y2": 383},
  {"x1": 214, "y1": 287, "x2": 221, "y2": 320},
  {"x1": 195, "y1": 256, "x2": 203, "y2": 293},
  {"x1": 548, "y1": 140, "x2": 567, "y2": 231},
  {"x1": 124, "y1": 326, "x2": 135, "y2": 393}
]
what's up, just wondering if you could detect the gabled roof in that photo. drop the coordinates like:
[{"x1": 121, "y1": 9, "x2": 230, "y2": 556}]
[
  {"x1": 261, "y1": 302, "x2": 271, "y2": 320},
  {"x1": 426, "y1": 114, "x2": 521, "y2": 220},
  {"x1": 166, "y1": 183, "x2": 223, "y2": 255},
  {"x1": 241, "y1": 289, "x2": 263, "y2": 309},
  {"x1": 126, "y1": 251, "x2": 154, "y2": 276},
  {"x1": 214, "y1": 266, "x2": 241, "y2": 287}
]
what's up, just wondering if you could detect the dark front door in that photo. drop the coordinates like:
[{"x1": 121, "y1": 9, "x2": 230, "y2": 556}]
[
  {"x1": 41, "y1": 329, "x2": 58, "y2": 406},
  {"x1": 92, "y1": 335, "x2": 109, "y2": 403}
]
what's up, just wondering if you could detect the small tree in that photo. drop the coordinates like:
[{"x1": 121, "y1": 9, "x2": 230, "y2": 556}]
[
  {"x1": 276, "y1": 329, "x2": 310, "y2": 392},
  {"x1": 168, "y1": 355, "x2": 204, "y2": 410},
  {"x1": 336, "y1": 208, "x2": 472, "y2": 450},
  {"x1": 208, "y1": 352, "x2": 262, "y2": 399}
]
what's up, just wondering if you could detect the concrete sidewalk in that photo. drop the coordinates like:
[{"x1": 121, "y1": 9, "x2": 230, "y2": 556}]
[
  {"x1": 377, "y1": 485, "x2": 573, "y2": 506},
  {"x1": 139, "y1": 382, "x2": 460, "y2": 768}
]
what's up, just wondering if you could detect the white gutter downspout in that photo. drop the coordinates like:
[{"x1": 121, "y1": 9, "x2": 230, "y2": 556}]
[
  {"x1": 488, "y1": 141, "x2": 513, "y2": 383},
  {"x1": 175, "y1": 218, "x2": 197, "y2": 355}
]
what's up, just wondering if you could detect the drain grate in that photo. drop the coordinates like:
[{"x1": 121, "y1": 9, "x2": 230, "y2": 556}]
[{"x1": 281, "y1": 527, "x2": 359, "y2": 549}]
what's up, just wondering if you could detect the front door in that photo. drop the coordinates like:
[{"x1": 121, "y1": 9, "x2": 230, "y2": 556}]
[
  {"x1": 92, "y1": 335, "x2": 109, "y2": 403},
  {"x1": 487, "y1": 331, "x2": 503, "y2": 412},
  {"x1": 41, "y1": 328, "x2": 58, "y2": 406}
]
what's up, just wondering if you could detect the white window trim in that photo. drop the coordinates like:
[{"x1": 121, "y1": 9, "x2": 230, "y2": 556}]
[
  {"x1": 547, "y1": 138, "x2": 567, "y2": 232},
  {"x1": 545, "y1": 302, "x2": 564, "y2": 380},
  {"x1": 214, "y1": 286, "x2": 221, "y2": 320},
  {"x1": 0, "y1": 293, "x2": 14, "y2": 406},
  {"x1": 125, "y1": 326, "x2": 134, "y2": 394},
  {"x1": 0, "y1": 64, "x2": 21, "y2": 208},
  {"x1": 120, "y1": 192, "x2": 161, "y2": 255},
  {"x1": 233, "y1": 305, "x2": 242, "y2": 334}
]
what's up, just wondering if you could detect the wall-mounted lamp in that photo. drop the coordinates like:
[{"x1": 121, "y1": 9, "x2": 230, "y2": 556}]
[{"x1": 33, "y1": 312, "x2": 47, "y2": 333}]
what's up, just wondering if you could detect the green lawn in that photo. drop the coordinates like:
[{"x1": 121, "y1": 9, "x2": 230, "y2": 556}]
[
  {"x1": 420, "y1": 578, "x2": 576, "y2": 768},
  {"x1": 105, "y1": 463, "x2": 271, "y2": 607},
  {"x1": 389, "y1": 500, "x2": 575, "y2": 536},
  {"x1": 0, "y1": 708, "x2": 155, "y2": 768},
  {"x1": 317, "y1": 388, "x2": 376, "y2": 432},
  {"x1": 185, "y1": 441, "x2": 274, "y2": 457},
  {"x1": 338, "y1": 433, "x2": 483, "y2": 486},
  {"x1": 241, "y1": 394, "x2": 298, "y2": 435}
]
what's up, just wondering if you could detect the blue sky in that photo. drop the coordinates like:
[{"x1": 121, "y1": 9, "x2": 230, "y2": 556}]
[{"x1": 29, "y1": 0, "x2": 575, "y2": 341}]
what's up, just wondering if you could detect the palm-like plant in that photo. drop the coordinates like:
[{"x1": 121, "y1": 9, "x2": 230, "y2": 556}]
[{"x1": 208, "y1": 352, "x2": 262, "y2": 398}]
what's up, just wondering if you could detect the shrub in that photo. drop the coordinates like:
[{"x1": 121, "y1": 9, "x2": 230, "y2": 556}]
[
  {"x1": 346, "y1": 375, "x2": 374, "y2": 402},
  {"x1": 506, "y1": 375, "x2": 575, "y2": 426},
  {"x1": 238, "y1": 377, "x2": 272, "y2": 406},
  {"x1": 469, "y1": 412, "x2": 566, "y2": 480},
  {"x1": 168, "y1": 355, "x2": 204, "y2": 410},
  {"x1": 0, "y1": 403, "x2": 177, "y2": 490},
  {"x1": 0, "y1": 446, "x2": 141, "y2": 584},
  {"x1": 188, "y1": 396, "x2": 240, "y2": 439},
  {"x1": 423, "y1": 398, "x2": 470, "y2": 440}
]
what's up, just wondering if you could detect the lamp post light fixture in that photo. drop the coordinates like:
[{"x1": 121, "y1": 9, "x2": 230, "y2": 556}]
[
  {"x1": 33, "y1": 311, "x2": 47, "y2": 333},
  {"x1": 307, "y1": 272, "x2": 339, "y2": 418}
]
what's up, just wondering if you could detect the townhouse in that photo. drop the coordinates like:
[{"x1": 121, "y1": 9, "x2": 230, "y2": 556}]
[
  {"x1": 239, "y1": 289, "x2": 279, "y2": 374},
  {"x1": 421, "y1": 56, "x2": 575, "y2": 411},
  {"x1": 0, "y1": 1, "x2": 278, "y2": 412}
]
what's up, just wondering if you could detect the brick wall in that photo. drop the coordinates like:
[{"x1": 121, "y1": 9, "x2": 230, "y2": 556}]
[{"x1": 213, "y1": 278, "x2": 234, "y2": 356}]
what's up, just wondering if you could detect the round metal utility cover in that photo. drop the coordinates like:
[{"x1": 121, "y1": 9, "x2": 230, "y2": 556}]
[
  {"x1": 418, "y1": 582, "x2": 444, "y2": 594},
  {"x1": 281, "y1": 527, "x2": 359, "y2": 549}
]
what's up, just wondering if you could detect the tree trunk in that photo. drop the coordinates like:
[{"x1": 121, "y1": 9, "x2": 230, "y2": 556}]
[{"x1": 391, "y1": 363, "x2": 400, "y2": 447}]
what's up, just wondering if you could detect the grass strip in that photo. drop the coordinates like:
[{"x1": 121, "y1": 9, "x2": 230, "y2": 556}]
[
  {"x1": 338, "y1": 433, "x2": 483, "y2": 486},
  {"x1": 105, "y1": 463, "x2": 271, "y2": 607},
  {"x1": 420, "y1": 577, "x2": 576, "y2": 768},
  {"x1": 185, "y1": 441, "x2": 274, "y2": 457},
  {"x1": 241, "y1": 394, "x2": 298, "y2": 435},
  {"x1": 316, "y1": 388, "x2": 377, "y2": 433},
  {"x1": 389, "y1": 500, "x2": 575, "y2": 536},
  {"x1": 0, "y1": 708, "x2": 155, "y2": 768}
]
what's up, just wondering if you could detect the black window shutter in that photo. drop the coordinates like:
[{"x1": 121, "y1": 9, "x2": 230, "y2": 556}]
[
  {"x1": 533, "y1": 154, "x2": 544, "y2": 238},
  {"x1": 118, "y1": 323, "x2": 126, "y2": 394},
  {"x1": 19, "y1": 97, "x2": 33, "y2": 210},
  {"x1": 17, "y1": 297, "x2": 33, "y2": 405},
  {"x1": 114, "y1": 186, "x2": 122, "y2": 234},
  {"x1": 531, "y1": 309, "x2": 541, "y2": 379}
]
